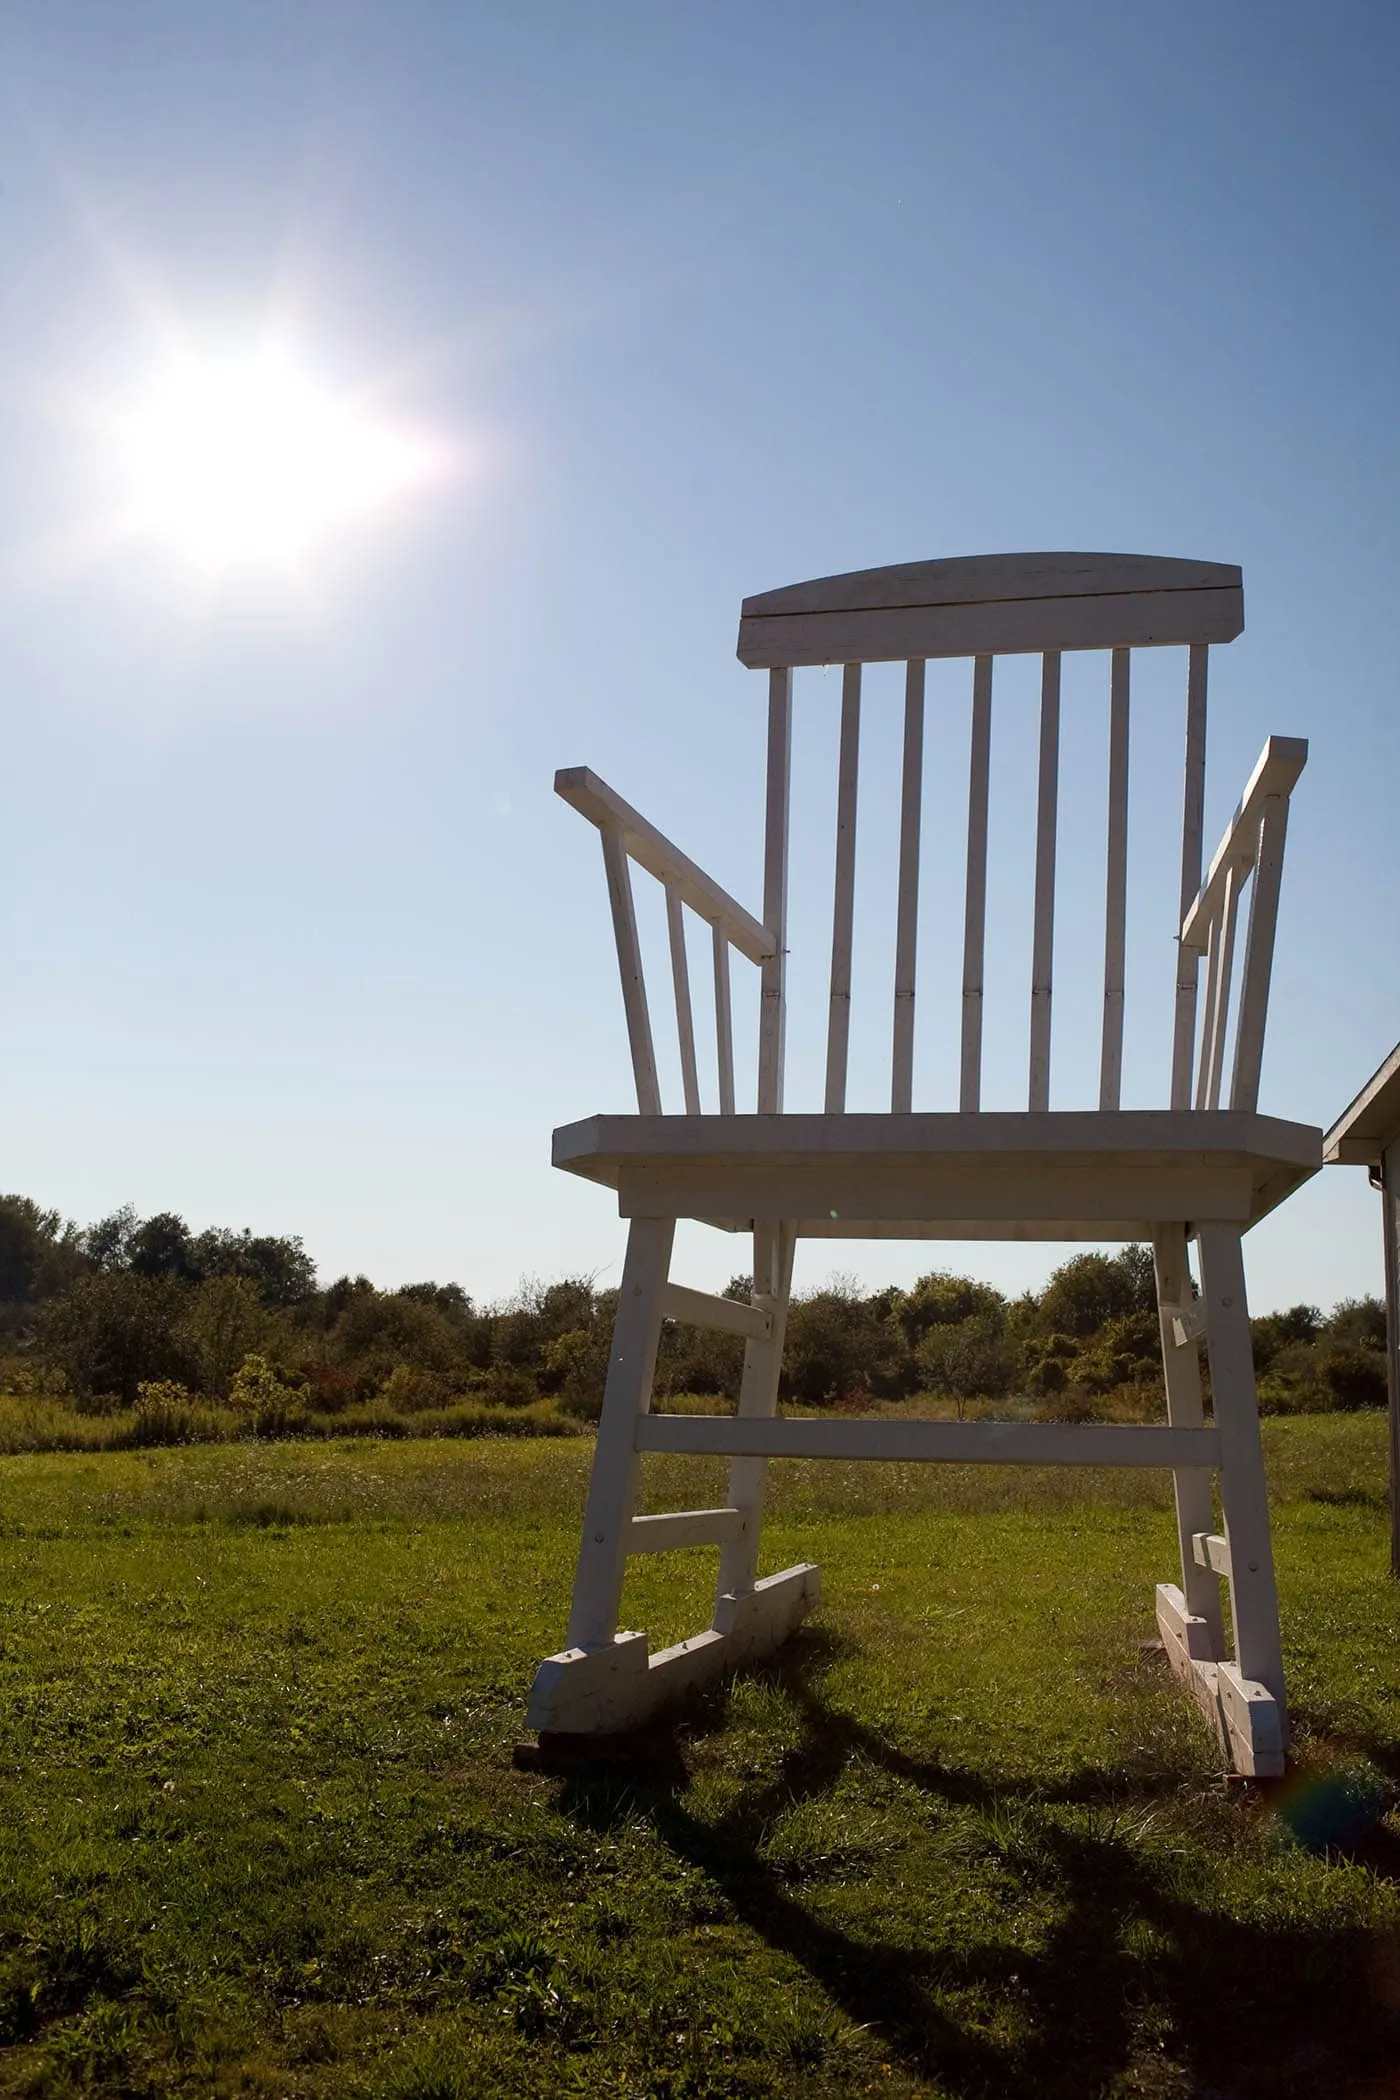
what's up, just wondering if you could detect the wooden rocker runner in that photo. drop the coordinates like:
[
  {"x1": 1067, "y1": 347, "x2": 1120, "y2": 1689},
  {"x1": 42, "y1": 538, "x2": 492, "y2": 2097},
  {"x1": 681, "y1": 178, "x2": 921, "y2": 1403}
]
[{"x1": 526, "y1": 553, "x2": 1319, "y2": 1777}]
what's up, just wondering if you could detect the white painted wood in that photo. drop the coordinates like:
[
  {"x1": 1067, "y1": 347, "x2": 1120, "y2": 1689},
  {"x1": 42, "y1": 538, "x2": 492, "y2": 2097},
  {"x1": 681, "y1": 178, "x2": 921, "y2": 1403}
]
[
  {"x1": 542, "y1": 550, "x2": 1315, "y2": 1757},
  {"x1": 1192, "y1": 908, "x2": 1223, "y2": 1116},
  {"x1": 558, "y1": 1106, "x2": 1321, "y2": 1235},
  {"x1": 599, "y1": 824, "x2": 662, "y2": 1117},
  {"x1": 665, "y1": 882, "x2": 701, "y2": 1116},
  {"x1": 528, "y1": 1566, "x2": 820, "y2": 1736},
  {"x1": 1202, "y1": 860, "x2": 1242, "y2": 1110},
  {"x1": 1171, "y1": 1301, "x2": 1208, "y2": 1347},
  {"x1": 640, "y1": 1415, "x2": 1221, "y2": 1467},
  {"x1": 891, "y1": 658, "x2": 925, "y2": 1112},
  {"x1": 1155, "y1": 1582, "x2": 1217, "y2": 1671},
  {"x1": 1155, "y1": 1584, "x2": 1284, "y2": 1775},
  {"x1": 1197, "y1": 1221, "x2": 1287, "y2": 1722},
  {"x1": 825, "y1": 664, "x2": 862, "y2": 1114},
  {"x1": 758, "y1": 669, "x2": 792, "y2": 1114},
  {"x1": 1383, "y1": 1137, "x2": 1400, "y2": 1579},
  {"x1": 1156, "y1": 1586, "x2": 1224, "y2": 1722},
  {"x1": 557, "y1": 1107, "x2": 1322, "y2": 1168},
  {"x1": 526, "y1": 1629, "x2": 649, "y2": 1734},
  {"x1": 620, "y1": 1159, "x2": 1257, "y2": 1233},
  {"x1": 1100, "y1": 649, "x2": 1130, "y2": 1110},
  {"x1": 564, "y1": 1216, "x2": 675, "y2": 1650},
  {"x1": 1171, "y1": 644, "x2": 1209, "y2": 1109},
  {"x1": 738, "y1": 578, "x2": 1244, "y2": 667},
  {"x1": 628, "y1": 1507, "x2": 745, "y2": 1553},
  {"x1": 1181, "y1": 738, "x2": 1307, "y2": 954},
  {"x1": 742, "y1": 552, "x2": 1243, "y2": 620},
  {"x1": 796, "y1": 1215, "x2": 1245, "y2": 1242},
  {"x1": 1323, "y1": 1040, "x2": 1400, "y2": 1164},
  {"x1": 1330, "y1": 1134, "x2": 1388, "y2": 1167},
  {"x1": 960, "y1": 655, "x2": 993, "y2": 1111},
  {"x1": 661, "y1": 1281, "x2": 770, "y2": 1341},
  {"x1": 559, "y1": 768, "x2": 774, "y2": 962},
  {"x1": 712, "y1": 926, "x2": 736, "y2": 1116},
  {"x1": 1028, "y1": 652, "x2": 1061, "y2": 1111},
  {"x1": 1215, "y1": 1663, "x2": 1285, "y2": 1778},
  {"x1": 1228, "y1": 794, "x2": 1289, "y2": 1113},
  {"x1": 1154, "y1": 1225, "x2": 1225, "y2": 1653},
  {"x1": 716, "y1": 1220, "x2": 797, "y2": 1604},
  {"x1": 1191, "y1": 1531, "x2": 1232, "y2": 1576},
  {"x1": 713, "y1": 1562, "x2": 820, "y2": 1637}
]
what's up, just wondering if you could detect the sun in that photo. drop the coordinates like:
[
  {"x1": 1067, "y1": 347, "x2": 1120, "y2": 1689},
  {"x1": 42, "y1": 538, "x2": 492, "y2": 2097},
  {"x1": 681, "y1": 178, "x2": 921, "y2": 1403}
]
[{"x1": 109, "y1": 344, "x2": 445, "y2": 576}]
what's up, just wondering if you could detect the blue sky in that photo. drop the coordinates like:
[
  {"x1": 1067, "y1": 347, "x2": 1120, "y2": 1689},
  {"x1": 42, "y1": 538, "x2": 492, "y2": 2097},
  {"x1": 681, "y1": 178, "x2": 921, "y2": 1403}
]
[{"x1": 0, "y1": 1, "x2": 1396, "y2": 1312}]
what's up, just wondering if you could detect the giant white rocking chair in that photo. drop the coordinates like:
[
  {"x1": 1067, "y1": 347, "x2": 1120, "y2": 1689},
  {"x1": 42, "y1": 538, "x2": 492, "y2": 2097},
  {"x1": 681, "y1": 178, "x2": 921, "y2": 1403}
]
[{"x1": 527, "y1": 554, "x2": 1320, "y2": 1777}]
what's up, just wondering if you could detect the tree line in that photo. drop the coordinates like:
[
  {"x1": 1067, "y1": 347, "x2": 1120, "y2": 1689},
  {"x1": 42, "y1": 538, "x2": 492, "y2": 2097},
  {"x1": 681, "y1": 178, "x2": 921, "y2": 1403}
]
[{"x1": 0, "y1": 1193, "x2": 1386, "y2": 1429}]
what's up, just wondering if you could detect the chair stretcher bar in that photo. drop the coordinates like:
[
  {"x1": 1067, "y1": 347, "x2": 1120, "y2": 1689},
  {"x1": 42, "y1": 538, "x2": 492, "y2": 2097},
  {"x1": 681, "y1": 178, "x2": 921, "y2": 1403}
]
[
  {"x1": 627, "y1": 1507, "x2": 746, "y2": 1552},
  {"x1": 635, "y1": 1416, "x2": 1221, "y2": 1467}
]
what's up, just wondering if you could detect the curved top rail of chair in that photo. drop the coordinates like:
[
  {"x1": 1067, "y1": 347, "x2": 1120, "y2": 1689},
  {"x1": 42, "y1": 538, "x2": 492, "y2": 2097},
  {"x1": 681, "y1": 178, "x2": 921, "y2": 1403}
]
[{"x1": 736, "y1": 551, "x2": 1244, "y2": 667}]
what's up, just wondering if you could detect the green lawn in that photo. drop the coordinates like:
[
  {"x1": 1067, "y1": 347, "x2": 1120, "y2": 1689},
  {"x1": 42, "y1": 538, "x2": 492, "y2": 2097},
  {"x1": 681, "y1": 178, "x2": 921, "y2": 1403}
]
[{"x1": 0, "y1": 1417, "x2": 1396, "y2": 2097}]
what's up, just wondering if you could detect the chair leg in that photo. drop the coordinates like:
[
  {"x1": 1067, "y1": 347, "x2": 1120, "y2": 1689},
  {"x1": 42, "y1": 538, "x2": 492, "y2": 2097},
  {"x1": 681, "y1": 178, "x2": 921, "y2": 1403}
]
[
  {"x1": 526, "y1": 1212, "x2": 817, "y2": 1738},
  {"x1": 1153, "y1": 1225, "x2": 1225, "y2": 1656},
  {"x1": 1197, "y1": 1221, "x2": 1287, "y2": 1772},
  {"x1": 564, "y1": 1215, "x2": 675, "y2": 1652},
  {"x1": 715, "y1": 1221, "x2": 796, "y2": 1612}
]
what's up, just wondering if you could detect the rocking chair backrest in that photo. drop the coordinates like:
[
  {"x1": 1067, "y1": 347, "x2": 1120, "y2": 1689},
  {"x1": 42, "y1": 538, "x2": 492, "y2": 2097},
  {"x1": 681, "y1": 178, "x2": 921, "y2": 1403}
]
[{"x1": 560, "y1": 552, "x2": 1305, "y2": 1123}]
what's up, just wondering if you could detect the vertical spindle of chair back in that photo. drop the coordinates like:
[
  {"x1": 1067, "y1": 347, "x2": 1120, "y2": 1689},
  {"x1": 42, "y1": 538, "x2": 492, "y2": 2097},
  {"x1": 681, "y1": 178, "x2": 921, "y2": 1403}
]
[{"x1": 736, "y1": 554, "x2": 1249, "y2": 1117}]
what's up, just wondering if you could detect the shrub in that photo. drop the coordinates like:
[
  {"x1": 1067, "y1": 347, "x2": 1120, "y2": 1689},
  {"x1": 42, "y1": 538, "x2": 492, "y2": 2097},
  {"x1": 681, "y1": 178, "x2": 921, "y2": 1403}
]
[
  {"x1": 1256, "y1": 1338, "x2": 1327, "y2": 1414},
  {"x1": 328, "y1": 1291, "x2": 464, "y2": 1395},
  {"x1": 1036, "y1": 1383, "x2": 1099, "y2": 1424},
  {"x1": 117, "y1": 1383, "x2": 219, "y2": 1448},
  {"x1": 541, "y1": 1327, "x2": 611, "y2": 1416},
  {"x1": 298, "y1": 1361, "x2": 357, "y2": 1414},
  {"x1": 654, "y1": 1320, "x2": 743, "y2": 1402},
  {"x1": 1256, "y1": 1334, "x2": 1388, "y2": 1415},
  {"x1": 1026, "y1": 1354, "x2": 1068, "y2": 1396},
  {"x1": 228, "y1": 1353, "x2": 308, "y2": 1436},
  {"x1": 1035, "y1": 1247, "x2": 1155, "y2": 1337},
  {"x1": 35, "y1": 1272, "x2": 192, "y2": 1407},
  {"x1": 378, "y1": 1364, "x2": 450, "y2": 1413},
  {"x1": 0, "y1": 1356, "x2": 69, "y2": 1399},
  {"x1": 0, "y1": 1194, "x2": 87, "y2": 1340},
  {"x1": 1324, "y1": 1298, "x2": 1387, "y2": 1350},
  {"x1": 133, "y1": 1379, "x2": 192, "y2": 1413},
  {"x1": 1068, "y1": 1311, "x2": 1162, "y2": 1397},
  {"x1": 917, "y1": 1317, "x2": 1017, "y2": 1408},
  {"x1": 785, "y1": 1282, "x2": 903, "y2": 1403},
  {"x1": 1023, "y1": 1332, "x2": 1080, "y2": 1397},
  {"x1": 1252, "y1": 1303, "x2": 1323, "y2": 1370},
  {"x1": 187, "y1": 1225, "x2": 316, "y2": 1307},
  {"x1": 895, "y1": 1272, "x2": 1008, "y2": 1348},
  {"x1": 473, "y1": 1364, "x2": 538, "y2": 1409},
  {"x1": 177, "y1": 1274, "x2": 270, "y2": 1398},
  {"x1": 1318, "y1": 1345, "x2": 1387, "y2": 1411}
]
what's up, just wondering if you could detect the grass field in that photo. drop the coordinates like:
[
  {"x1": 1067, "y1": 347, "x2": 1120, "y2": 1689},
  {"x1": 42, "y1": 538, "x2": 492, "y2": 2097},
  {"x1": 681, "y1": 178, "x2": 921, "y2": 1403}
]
[{"x1": 0, "y1": 1417, "x2": 1396, "y2": 2098}]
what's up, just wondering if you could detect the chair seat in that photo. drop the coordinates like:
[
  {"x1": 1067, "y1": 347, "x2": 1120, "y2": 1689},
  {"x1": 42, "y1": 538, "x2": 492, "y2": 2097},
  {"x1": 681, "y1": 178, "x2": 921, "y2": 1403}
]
[{"x1": 552, "y1": 1110, "x2": 1321, "y2": 1240}]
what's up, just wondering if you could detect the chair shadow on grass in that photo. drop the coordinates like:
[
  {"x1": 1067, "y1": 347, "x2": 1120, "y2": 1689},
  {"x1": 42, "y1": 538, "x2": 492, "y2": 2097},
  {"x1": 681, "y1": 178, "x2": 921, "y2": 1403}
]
[{"x1": 551, "y1": 1629, "x2": 1400, "y2": 2099}]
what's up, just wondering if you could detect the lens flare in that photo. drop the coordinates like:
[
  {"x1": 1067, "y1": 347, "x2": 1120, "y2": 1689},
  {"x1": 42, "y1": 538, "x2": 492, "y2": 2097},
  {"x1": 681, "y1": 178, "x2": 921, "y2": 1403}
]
[{"x1": 110, "y1": 345, "x2": 446, "y2": 575}]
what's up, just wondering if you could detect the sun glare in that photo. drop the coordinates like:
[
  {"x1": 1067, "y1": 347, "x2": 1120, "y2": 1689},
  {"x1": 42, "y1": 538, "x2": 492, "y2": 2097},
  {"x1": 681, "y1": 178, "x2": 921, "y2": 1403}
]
[{"x1": 110, "y1": 346, "x2": 445, "y2": 576}]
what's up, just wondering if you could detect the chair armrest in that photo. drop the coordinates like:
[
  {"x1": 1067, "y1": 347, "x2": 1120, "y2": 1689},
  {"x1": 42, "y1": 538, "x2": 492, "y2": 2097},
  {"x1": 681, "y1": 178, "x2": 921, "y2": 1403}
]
[
  {"x1": 1179, "y1": 734, "x2": 1306, "y2": 1113},
  {"x1": 555, "y1": 767, "x2": 776, "y2": 962},
  {"x1": 1180, "y1": 736, "x2": 1307, "y2": 953}
]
